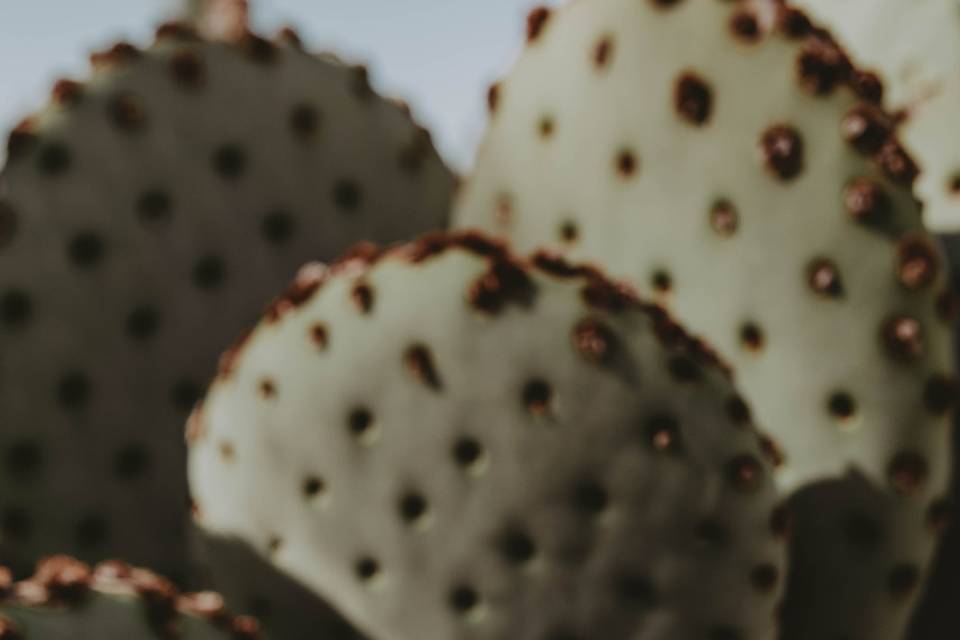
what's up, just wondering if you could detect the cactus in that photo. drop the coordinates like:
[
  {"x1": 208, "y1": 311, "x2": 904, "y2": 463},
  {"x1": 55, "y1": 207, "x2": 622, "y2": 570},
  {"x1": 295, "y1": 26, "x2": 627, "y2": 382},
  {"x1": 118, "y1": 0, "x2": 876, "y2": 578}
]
[
  {"x1": 0, "y1": 555, "x2": 258, "y2": 638},
  {"x1": 453, "y1": 1, "x2": 956, "y2": 638},
  {"x1": 0, "y1": 22, "x2": 454, "y2": 582},
  {"x1": 788, "y1": 0, "x2": 960, "y2": 231},
  {"x1": 187, "y1": 231, "x2": 787, "y2": 640}
]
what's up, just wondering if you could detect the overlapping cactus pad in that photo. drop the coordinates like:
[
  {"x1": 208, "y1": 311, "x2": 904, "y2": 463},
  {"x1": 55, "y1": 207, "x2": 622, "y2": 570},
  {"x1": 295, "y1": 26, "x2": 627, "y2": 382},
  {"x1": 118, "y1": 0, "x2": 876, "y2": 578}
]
[
  {"x1": 454, "y1": 1, "x2": 956, "y2": 637},
  {"x1": 188, "y1": 232, "x2": 787, "y2": 640},
  {"x1": 0, "y1": 23, "x2": 454, "y2": 580},
  {"x1": 0, "y1": 555, "x2": 258, "y2": 639}
]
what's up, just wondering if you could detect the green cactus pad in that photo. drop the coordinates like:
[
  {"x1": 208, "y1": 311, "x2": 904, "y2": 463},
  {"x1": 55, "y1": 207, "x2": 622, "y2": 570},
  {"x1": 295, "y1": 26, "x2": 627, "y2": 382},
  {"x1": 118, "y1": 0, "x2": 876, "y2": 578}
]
[
  {"x1": 0, "y1": 23, "x2": 453, "y2": 581},
  {"x1": 453, "y1": 1, "x2": 956, "y2": 637},
  {"x1": 188, "y1": 232, "x2": 786, "y2": 640},
  {"x1": 788, "y1": 0, "x2": 960, "y2": 231},
  {"x1": 0, "y1": 555, "x2": 259, "y2": 639}
]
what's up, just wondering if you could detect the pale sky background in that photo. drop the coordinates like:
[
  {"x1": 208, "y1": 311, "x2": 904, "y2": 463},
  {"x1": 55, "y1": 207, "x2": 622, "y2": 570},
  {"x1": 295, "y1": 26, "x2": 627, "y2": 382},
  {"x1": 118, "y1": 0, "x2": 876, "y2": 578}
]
[{"x1": 0, "y1": 0, "x2": 557, "y2": 171}]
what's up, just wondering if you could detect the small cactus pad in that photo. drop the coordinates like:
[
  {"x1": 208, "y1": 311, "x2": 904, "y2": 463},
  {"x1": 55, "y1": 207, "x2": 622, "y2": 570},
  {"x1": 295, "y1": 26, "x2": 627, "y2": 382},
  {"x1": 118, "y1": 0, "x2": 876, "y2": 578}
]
[
  {"x1": 188, "y1": 232, "x2": 786, "y2": 640},
  {"x1": 0, "y1": 555, "x2": 259, "y2": 638},
  {"x1": 789, "y1": 0, "x2": 960, "y2": 230},
  {"x1": 0, "y1": 25, "x2": 453, "y2": 579},
  {"x1": 453, "y1": 1, "x2": 955, "y2": 637}
]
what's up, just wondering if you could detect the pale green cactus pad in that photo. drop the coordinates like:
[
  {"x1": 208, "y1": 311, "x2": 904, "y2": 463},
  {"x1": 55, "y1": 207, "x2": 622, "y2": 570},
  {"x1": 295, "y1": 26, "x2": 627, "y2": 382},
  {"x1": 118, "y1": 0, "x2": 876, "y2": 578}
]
[
  {"x1": 453, "y1": 1, "x2": 956, "y2": 638},
  {"x1": 788, "y1": 0, "x2": 960, "y2": 231},
  {"x1": 0, "y1": 555, "x2": 259, "y2": 639},
  {"x1": 188, "y1": 232, "x2": 787, "y2": 640},
  {"x1": 0, "y1": 24, "x2": 454, "y2": 581}
]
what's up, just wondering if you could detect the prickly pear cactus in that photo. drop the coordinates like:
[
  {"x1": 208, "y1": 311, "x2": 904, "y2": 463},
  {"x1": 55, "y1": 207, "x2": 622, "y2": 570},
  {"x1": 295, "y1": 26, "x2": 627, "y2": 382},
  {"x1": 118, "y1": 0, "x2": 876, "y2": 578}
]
[
  {"x1": 0, "y1": 23, "x2": 454, "y2": 580},
  {"x1": 787, "y1": 0, "x2": 960, "y2": 231},
  {"x1": 0, "y1": 555, "x2": 259, "y2": 639},
  {"x1": 453, "y1": 2, "x2": 956, "y2": 638},
  {"x1": 188, "y1": 232, "x2": 787, "y2": 640}
]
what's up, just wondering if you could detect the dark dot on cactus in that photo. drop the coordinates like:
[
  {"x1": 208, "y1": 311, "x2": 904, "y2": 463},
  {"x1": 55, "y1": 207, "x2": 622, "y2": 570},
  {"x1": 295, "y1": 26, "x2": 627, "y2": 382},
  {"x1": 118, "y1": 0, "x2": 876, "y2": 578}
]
[
  {"x1": 170, "y1": 50, "x2": 205, "y2": 88},
  {"x1": 0, "y1": 289, "x2": 32, "y2": 328},
  {"x1": 309, "y1": 323, "x2": 329, "y2": 349},
  {"x1": 936, "y1": 290, "x2": 959, "y2": 323},
  {"x1": 0, "y1": 200, "x2": 17, "y2": 249},
  {"x1": 404, "y1": 344, "x2": 442, "y2": 389},
  {"x1": 499, "y1": 528, "x2": 536, "y2": 566},
  {"x1": 398, "y1": 492, "x2": 428, "y2": 525},
  {"x1": 241, "y1": 33, "x2": 278, "y2": 63},
  {"x1": 219, "y1": 441, "x2": 235, "y2": 462},
  {"x1": 896, "y1": 236, "x2": 938, "y2": 291},
  {"x1": 351, "y1": 282, "x2": 374, "y2": 314},
  {"x1": 710, "y1": 199, "x2": 739, "y2": 236},
  {"x1": 949, "y1": 173, "x2": 960, "y2": 195},
  {"x1": 797, "y1": 40, "x2": 850, "y2": 95},
  {"x1": 740, "y1": 322, "x2": 764, "y2": 352},
  {"x1": 726, "y1": 455, "x2": 763, "y2": 492},
  {"x1": 730, "y1": 9, "x2": 761, "y2": 42},
  {"x1": 726, "y1": 395, "x2": 752, "y2": 426},
  {"x1": 289, "y1": 104, "x2": 320, "y2": 139},
  {"x1": 760, "y1": 124, "x2": 804, "y2": 181},
  {"x1": 594, "y1": 35, "x2": 614, "y2": 68},
  {"x1": 355, "y1": 557, "x2": 380, "y2": 582},
  {"x1": 651, "y1": 269, "x2": 672, "y2": 293},
  {"x1": 674, "y1": 72, "x2": 713, "y2": 126},
  {"x1": 67, "y1": 231, "x2": 106, "y2": 269},
  {"x1": 749, "y1": 563, "x2": 779, "y2": 592},
  {"x1": 114, "y1": 444, "x2": 150, "y2": 480},
  {"x1": 487, "y1": 83, "x2": 501, "y2": 115},
  {"x1": 333, "y1": 180, "x2": 362, "y2": 212},
  {"x1": 0, "y1": 506, "x2": 31, "y2": 540},
  {"x1": 171, "y1": 379, "x2": 202, "y2": 413},
  {"x1": 843, "y1": 177, "x2": 889, "y2": 222},
  {"x1": 348, "y1": 407, "x2": 374, "y2": 438},
  {"x1": 136, "y1": 188, "x2": 173, "y2": 226},
  {"x1": 645, "y1": 414, "x2": 683, "y2": 455},
  {"x1": 259, "y1": 379, "x2": 277, "y2": 399},
  {"x1": 708, "y1": 626, "x2": 743, "y2": 640},
  {"x1": 879, "y1": 140, "x2": 919, "y2": 186},
  {"x1": 522, "y1": 379, "x2": 553, "y2": 416},
  {"x1": 261, "y1": 210, "x2": 295, "y2": 245},
  {"x1": 614, "y1": 573, "x2": 657, "y2": 606},
  {"x1": 192, "y1": 255, "x2": 226, "y2": 290},
  {"x1": 5, "y1": 439, "x2": 42, "y2": 479},
  {"x1": 695, "y1": 519, "x2": 730, "y2": 547},
  {"x1": 758, "y1": 435, "x2": 785, "y2": 468},
  {"x1": 572, "y1": 318, "x2": 617, "y2": 364},
  {"x1": 807, "y1": 257, "x2": 843, "y2": 298},
  {"x1": 75, "y1": 514, "x2": 108, "y2": 549},
  {"x1": 302, "y1": 476, "x2": 325, "y2": 499},
  {"x1": 927, "y1": 499, "x2": 952, "y2": 534},
  {"x1": 888, "y1": 452, "x2": 928, "y2": 496},
  {"x1": 453, "y1": 436, "x2": 484, "y2": 470},
  {"x1": 841, "y1": 105, "x2": 889, "y2": 156},
  {"x1": 881, "y1": 315, "x2": 924, "y2": 362},
  {"x1": 538, "y1": 115, "x2": 555, "y2": 139},
  {"x1": 843, "y1": 511, "x2": 882, "y2": 548},
  {"x1": 559, "y1": 220, "x2": 579, "y2": 243},
  {"x1": 827, "y1": 391, "x2": 856, "y2": 421},
  {"x1": 212, "y1": 144, "x2": 246, "y2": 179},
  {"x1": 267, "y1": 536, "x2": 283, "y2": 555},
  {"x1": 51, "y1": 79, "x2": 84, "y2": 106},
  {"x1": 526, "y1": 6, "x2": 551, "y2": 42},
  {"x1": 57, "y1": 371, "x2": 91, "y2": 410},
  {"x1": 668, "y1": 356, "x2": 701, "y2": 383},
  {"x1": 572, "y1": 480, "x2": 608, "y2": 515},
  {"x1": 126, "y1": 305, "x2": 160, "y2": 341},
  {"x1": 887, "y1": 564, "x2": 920, "y2": 598},
  {"x1": 448, "y1": 584, "x2": 480, "y2": 614},
  {"x1": 615, "y1": 148, "x2": 638, "y2": 178},
  {"x1": 107, "y1": 93, "x2": 147, "y2": 132},
  {"x1": 36, "y1": 141, "x2": 71, "y2": 176},
  {"x1": 923, "y1": 374, "x2": 958, "y2": 416}
]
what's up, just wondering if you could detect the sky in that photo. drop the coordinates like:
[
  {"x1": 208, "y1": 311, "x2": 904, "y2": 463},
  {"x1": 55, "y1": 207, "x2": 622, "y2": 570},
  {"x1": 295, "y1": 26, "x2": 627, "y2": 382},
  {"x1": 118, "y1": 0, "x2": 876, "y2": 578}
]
[{"x1": 0, "y1": 0, "x2": 555, "y2": 171}]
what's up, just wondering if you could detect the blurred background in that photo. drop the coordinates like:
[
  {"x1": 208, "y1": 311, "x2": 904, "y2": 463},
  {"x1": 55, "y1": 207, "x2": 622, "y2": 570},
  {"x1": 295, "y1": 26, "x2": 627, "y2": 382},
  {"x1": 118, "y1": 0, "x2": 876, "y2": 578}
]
[{"x1": 0, "y1": 0, "x2": 558, "y2": 172}]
